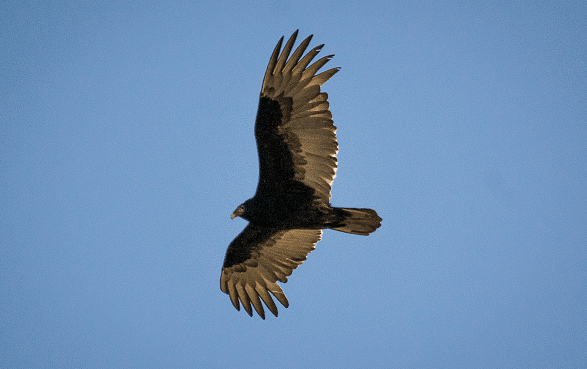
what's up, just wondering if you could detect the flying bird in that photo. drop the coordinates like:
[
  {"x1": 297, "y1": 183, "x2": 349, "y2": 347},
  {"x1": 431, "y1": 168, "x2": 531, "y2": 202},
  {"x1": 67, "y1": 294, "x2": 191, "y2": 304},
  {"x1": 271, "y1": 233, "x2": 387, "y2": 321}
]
[{"x1": 220, "y1": 30, "x2": 382, "y2": 319}]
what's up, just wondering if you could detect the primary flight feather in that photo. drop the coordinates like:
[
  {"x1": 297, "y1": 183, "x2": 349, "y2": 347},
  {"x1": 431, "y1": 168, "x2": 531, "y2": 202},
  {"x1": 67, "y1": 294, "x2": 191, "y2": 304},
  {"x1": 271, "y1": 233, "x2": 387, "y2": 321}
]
[{"x1": 220, "y1": 30, "x2": 382, "y2": 319}]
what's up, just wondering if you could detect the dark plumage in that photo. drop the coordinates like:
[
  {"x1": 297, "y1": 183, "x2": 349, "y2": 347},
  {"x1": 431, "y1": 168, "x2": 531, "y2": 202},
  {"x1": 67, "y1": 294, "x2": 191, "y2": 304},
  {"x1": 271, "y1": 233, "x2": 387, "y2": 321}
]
[{"x1": 220, "y1": 30, "x2": 382, "y2": 319}]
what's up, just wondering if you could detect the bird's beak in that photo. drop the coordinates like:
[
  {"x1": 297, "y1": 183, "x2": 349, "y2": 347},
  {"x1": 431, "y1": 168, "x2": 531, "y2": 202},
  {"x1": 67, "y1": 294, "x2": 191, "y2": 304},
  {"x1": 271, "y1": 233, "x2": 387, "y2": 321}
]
[{"x1": 231, "y1": 204, "x2": 244, "y2": 219}]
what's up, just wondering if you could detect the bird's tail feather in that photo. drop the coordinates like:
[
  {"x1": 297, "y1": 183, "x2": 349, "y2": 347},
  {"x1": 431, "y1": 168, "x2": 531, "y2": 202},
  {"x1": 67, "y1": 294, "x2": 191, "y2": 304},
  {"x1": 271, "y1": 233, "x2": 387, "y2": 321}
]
[{"x1": 331, "y1": 208, "x2": 382, "y2": 236}]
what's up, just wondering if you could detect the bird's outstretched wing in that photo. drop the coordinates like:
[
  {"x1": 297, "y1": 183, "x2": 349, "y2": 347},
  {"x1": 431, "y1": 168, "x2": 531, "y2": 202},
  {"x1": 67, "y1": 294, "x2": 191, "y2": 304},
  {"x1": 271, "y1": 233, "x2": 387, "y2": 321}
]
[
  {"x1": 220, "y1": 224, "x2": 322, "y2": 319},
  {"x1": 254, "y1": 30, "x2": 340, "y2": 203}
]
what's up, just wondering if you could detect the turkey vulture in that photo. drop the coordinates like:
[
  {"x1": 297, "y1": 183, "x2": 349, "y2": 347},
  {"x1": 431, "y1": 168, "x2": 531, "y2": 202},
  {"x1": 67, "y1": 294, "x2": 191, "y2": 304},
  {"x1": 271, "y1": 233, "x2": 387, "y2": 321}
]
[{"x1": 220, "y1": 30, "x2": 381, "y2": 319}]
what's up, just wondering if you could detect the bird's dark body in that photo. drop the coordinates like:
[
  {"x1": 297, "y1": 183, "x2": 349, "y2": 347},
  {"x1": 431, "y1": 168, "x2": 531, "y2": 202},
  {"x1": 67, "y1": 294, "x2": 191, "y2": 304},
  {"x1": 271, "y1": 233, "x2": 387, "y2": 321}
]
[
  {"x1": 220, "y1": 31, "x2": 381, "y2": 319},
  {"x1": 223, "y1": 195, "x2": 352, "y2": 270}
]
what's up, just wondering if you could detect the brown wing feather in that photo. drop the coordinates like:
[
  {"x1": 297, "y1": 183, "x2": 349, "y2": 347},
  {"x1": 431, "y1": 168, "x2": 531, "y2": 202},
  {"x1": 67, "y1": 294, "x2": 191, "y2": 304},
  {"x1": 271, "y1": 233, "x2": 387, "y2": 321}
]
[
  {"x1": 260, "y1": 30, "x2": 340, "y2": 203},
  {"x1": 220, "y1": 224, "x2": 322, "y2": 319}
]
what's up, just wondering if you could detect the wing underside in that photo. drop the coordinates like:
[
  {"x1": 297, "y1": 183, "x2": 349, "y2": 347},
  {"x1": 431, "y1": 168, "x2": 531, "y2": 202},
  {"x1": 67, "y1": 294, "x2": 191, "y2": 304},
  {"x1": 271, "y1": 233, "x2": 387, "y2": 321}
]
[
  {"x1": 255, "y1": 30, "x2": 340, "y2": 203},
  {"x1": 221, "y1": 224, "x2": 322, "y2": 319}
]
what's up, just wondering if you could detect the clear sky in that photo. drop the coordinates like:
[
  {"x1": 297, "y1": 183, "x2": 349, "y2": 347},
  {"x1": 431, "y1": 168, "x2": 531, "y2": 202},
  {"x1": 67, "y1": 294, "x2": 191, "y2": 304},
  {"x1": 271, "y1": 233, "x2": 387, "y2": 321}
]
[{"x1": 2, "y1": 1, "x2": 586, "y2": 368}]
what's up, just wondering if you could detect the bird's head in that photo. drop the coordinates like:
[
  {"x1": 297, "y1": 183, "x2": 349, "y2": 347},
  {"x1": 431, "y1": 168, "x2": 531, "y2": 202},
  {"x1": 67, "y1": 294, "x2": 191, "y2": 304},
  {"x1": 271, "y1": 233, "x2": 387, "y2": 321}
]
[{"x1": 231, "y1": 204, "x2": 245, "y2": 219}]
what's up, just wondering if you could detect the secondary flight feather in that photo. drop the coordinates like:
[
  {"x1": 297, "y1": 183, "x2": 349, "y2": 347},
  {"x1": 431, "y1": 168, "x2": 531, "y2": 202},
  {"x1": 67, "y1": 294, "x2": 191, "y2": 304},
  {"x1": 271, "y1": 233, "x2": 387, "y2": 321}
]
[{"x1": 220, "y1": 30, "x2": 382, "y2": 319}]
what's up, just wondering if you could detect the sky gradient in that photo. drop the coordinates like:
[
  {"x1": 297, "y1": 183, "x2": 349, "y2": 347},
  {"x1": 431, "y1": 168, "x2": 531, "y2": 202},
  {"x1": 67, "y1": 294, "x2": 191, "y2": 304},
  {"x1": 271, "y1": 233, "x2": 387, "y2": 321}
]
[{"x1": 2, "y1": 1, "x2": 586, "y2": 368}]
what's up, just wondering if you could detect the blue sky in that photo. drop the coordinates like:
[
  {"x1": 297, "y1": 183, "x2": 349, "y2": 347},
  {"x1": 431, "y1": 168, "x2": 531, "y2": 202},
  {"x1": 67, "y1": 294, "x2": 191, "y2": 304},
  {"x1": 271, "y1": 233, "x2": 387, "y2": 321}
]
[{"x1": 2, "y1": 1, "x2": 586, "y2": 368}]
